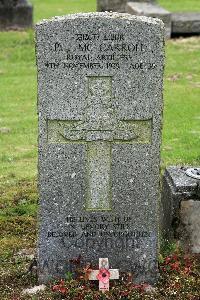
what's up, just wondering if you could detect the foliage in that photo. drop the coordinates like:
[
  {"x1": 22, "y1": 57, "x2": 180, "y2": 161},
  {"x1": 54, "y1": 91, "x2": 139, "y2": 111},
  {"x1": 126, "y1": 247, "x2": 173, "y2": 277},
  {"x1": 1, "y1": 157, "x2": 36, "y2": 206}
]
[
  {"x1": 1, "y1": 243, "x2": 199, "y2": 299},
  {"x1": 45, "y1": 252, "x2": 200, "y2": 300}
]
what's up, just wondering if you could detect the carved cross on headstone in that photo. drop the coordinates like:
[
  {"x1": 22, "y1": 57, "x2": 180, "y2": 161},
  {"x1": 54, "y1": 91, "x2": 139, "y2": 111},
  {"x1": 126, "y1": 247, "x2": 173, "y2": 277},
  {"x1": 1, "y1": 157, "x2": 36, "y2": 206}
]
[
  {"x1": 89, "y1": 258, "x2": 119, "y2": 292},
  {"x1": 48, "y1": 76, "x2": 152, "y2": 211}
]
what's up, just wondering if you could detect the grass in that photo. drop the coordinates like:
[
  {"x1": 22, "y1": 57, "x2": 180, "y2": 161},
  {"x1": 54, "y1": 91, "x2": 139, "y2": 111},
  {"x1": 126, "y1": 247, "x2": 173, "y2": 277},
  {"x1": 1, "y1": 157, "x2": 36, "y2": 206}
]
[
  {"x1": 162, "y1": 37, "x2": 200, "y2": 166},
  {"x1": 0, "y1": 30, "x2": 37, "y2": 182},
  {"x1": 159, "y1": 0, "x2": 200, "y2": 12},
  {"x1": 0, "y1": 0, "x2": 200, "y2": 299},
  {"x1": 30, "y1": 0, "x2": 96, "y2": 23}
]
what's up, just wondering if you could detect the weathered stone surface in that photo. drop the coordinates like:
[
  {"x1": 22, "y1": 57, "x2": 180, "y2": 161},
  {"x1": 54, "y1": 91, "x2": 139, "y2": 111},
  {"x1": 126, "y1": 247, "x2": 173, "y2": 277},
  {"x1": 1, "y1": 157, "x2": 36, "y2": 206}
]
[
  {"x1": 97, "y1": 0, "x2": 156, "y2": 13},
  {"x1": 172, "y1": 13, "x2": 200, "y2": 35},
  {"x1": 178, "y1": 200, "x2": 200, "y2": 253},
  {"x1": 126, "y1": 2, "x2": 171, "y2": 38},
  {"x1": 0, "y1": 0, "x2": 33, "y2": 29},
  {"x1": 36, "y1": 12, "x2": 164, "y2": 284},
  {"x1": 160, "y1": 166, "x2": 200, "y2": 240}
]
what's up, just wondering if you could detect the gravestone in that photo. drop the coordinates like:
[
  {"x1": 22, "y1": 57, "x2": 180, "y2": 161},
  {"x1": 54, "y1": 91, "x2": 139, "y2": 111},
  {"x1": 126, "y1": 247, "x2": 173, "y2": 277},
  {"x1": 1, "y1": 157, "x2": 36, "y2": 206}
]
[
  {"x1": 0, "y1": 0, "x2": 33, "y2": 29},
  {"x1": 97, "y1": 0, "x2": 155, "y2": 12},
  {"x1": 161, "y1": 166, "x2": 200, "y2": 253},
  {"x1": 126, "y1": 2, "x2": 171, "y2": 38},
  {"x1": 172, "y1": 13, "x2": 200, "y2": 37},
  {"x1": 36, "y1": 12, "x2": 165, "y2": 284}
]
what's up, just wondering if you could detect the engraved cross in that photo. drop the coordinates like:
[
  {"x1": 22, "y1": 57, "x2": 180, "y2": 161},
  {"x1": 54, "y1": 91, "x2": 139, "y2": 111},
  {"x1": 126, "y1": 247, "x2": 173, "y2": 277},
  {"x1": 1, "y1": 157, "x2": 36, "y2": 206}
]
[{"x1": 48, "y1": 76, "x2": 152, "y2": 211}]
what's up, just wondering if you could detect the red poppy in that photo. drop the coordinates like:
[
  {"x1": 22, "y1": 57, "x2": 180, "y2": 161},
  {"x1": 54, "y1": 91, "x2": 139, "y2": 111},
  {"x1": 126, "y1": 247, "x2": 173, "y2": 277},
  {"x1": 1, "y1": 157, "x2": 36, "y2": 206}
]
[{"x1": 96, "y1": 268, "x2": 110, "y2": 284}]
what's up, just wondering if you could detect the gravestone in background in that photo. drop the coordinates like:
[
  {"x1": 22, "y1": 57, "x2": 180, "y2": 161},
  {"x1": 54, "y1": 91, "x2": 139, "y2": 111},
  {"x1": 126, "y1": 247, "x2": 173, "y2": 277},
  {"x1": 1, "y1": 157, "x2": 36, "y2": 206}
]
[
  {"x1": 172, "y1": 13, "x2": 200, "y2": 36},
  {"x1": 126, "y1": 2, "x2": 171, "y2": 38},
  {"x1": 36, "y1": 12, "x2": 164, "y2": 284},
  {"x1": 97, "y1": 0, "x2": 127, "y2": 12},
  {"x1": 161, "y1": 166, "x2": 200, "y2": 253},
  {"x1": 0, "y1": 0, "x2": 33, "y2": 29},
  {"x1": 97, "y1": 0, "x2": 156, "y2": 12}
]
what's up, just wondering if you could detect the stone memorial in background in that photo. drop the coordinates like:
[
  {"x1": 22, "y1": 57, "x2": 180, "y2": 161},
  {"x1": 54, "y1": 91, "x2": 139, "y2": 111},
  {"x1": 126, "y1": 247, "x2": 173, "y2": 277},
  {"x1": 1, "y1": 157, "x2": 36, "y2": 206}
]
[
  {"x1": 126, "y1": 2, "x2": 171, "y2": 38},
  {"x1": 0, "y1": 0, "x2": 33, "y2": 29},
  {"x1": 161, "y1": 166, "x2": 200, "y2": 253},
  {"x1": 97, "y1": 0, "x2": 156, "y2": 13},
  {"x1": 97, "y1": 0, "x2": 200, "y2": 38},
  {"x1": 97, "y1": 0, "x2": 127, "y2": 12},
  {"x1": 172, "y1": 13, "x2": 200, "y2": 36},
  {"x1": 36, "y1": 12, "x2": 165, "y2": 284},
  {"x1": 97, "y1": 1, "x2": 171, "y2": 38}
]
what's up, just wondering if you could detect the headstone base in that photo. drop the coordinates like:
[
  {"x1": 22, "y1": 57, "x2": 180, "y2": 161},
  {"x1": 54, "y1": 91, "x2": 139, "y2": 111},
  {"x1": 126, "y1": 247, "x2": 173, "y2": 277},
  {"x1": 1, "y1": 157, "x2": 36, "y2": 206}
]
[
  {"x1": 0, "y1": 1, "x2": 33, "y2": 29},
  {"x1": 126, "y1": 2, "x2": 171, "y2": 38}
]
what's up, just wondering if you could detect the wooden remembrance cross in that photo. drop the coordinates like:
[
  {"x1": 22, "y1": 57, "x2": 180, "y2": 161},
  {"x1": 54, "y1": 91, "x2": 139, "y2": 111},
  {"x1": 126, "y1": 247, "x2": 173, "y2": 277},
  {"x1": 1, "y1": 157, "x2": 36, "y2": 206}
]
[
  {"x1": 89, "y1": 258, "x2": 119, "y2": 292},
  {"x1": 48, "y1": 76, "x2": 152, "y2": 211}
]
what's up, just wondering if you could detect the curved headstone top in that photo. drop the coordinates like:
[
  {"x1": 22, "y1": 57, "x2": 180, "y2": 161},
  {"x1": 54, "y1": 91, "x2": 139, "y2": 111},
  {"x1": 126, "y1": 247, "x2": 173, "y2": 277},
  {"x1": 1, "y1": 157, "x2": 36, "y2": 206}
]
[{"x1": 36, "y1": 12, "x2": 165, "y2": 284}]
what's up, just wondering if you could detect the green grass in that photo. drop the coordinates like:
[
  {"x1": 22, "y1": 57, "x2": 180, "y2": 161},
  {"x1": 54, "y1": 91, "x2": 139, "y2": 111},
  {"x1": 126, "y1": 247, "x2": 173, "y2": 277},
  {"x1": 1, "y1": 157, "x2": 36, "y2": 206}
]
[
  {"x1": 162, "y1": 37, "x2": 200, "y2": 166},
  {"x1": 0, "y1": 30, "x2": 37, "y2": 182},
  {"x1": 30, "y1": 0, "x2": 96, "y2": 23},
  {"x1": 159, "y1": 0, "x2": 200, "y2": 12}
]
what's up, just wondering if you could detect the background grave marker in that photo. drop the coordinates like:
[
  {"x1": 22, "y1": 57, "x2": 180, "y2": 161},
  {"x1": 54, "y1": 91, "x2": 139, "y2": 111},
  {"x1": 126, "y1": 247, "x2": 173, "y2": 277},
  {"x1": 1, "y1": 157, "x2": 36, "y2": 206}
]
[
  {"x1": 0, "y1": 0, "x2": 33, "y2": 29},
  {"x1": 97, "y1": 0, "x2": 156, "y2": 13}
]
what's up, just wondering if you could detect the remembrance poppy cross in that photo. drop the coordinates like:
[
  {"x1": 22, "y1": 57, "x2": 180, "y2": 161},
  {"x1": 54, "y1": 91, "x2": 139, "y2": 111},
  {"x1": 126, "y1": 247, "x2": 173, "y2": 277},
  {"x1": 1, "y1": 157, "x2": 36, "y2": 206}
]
[{"x1": 89, "y1": 258, "x2": 119, "y2": 292}]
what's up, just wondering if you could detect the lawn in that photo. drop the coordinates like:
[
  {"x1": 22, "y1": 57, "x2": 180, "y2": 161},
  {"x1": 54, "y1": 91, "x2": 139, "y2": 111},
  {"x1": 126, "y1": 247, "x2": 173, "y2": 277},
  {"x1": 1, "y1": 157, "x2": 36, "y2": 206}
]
[
  {"x1": 0, "y1": 0, "x2": 200, "y2": 299},
  {"x1": 159, "y1": 0, "x2": 200, "y2": 12}
]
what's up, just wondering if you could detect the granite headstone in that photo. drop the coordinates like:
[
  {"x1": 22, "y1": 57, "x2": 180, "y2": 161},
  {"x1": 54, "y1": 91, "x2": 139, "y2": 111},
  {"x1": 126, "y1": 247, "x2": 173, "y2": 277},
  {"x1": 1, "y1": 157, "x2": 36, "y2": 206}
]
[
  {"x1": 0, "y1": 0, "x2": 33, "y2": 29},
  {"x1": 36, "y1": 12, "x2": 165, "y2": 284}
]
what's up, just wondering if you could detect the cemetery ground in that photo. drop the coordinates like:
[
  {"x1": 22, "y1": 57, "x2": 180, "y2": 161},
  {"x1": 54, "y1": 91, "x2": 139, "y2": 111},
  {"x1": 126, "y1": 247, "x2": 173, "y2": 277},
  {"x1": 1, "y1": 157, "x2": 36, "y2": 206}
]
[{"x1": 0, "y1": 0, "x2": 200, "y2": 299}]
